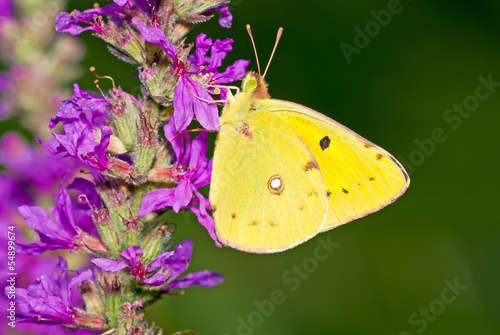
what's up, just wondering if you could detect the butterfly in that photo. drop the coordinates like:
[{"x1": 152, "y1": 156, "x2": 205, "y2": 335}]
[{"x1": 209, "y1": 27, "x2": 409, "y2": 253}]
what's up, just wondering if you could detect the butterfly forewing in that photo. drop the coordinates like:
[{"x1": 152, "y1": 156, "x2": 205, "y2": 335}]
[
  {"x1": 210, "y1": 112, "x2": 327, "y2": 253},
  {"x1": 257, "y1": 99, "x2": 409, "y2": 231}
]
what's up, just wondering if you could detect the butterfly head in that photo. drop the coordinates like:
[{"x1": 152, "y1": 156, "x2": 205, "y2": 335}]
[{"x1": 242, "y1": 71, "x2": 270, "y2": 99}]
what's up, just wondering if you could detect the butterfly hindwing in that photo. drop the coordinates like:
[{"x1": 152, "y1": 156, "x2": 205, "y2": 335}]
[
  {"x1": 210, "y1": 111, "x2": 327, "y2": 253},
  {"x1": 255, "y1": 99, "x2": 410, "y2": 231}
]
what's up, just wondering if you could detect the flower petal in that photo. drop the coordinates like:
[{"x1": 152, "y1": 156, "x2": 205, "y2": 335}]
[
  {"x1": 161, "y1": 239, "x2": 192, "y2": 280},
  {"x1": 209, "y1": 38, "x2": 233, "y2": 70},
  {"x1": 120, "y1": 245, "x2": 144, "y2": 267},
  {"x1": 217, "y1": 5, "x2": 233, "y2": 28},
  {"x1": 137, "y1": 188, "x2": 176, "y2": 216},
  {"x1": 92, "y1": 258, "x2": 128, "y2": 272},
  {"x1": 189, "y1": 202, "x2": 221, "y2": 247},
  {"x1": 18, "y1": 205, "x2": 74, "y2": 249},
  {"x1": 172, "y1": 76, "x2": 196, "y2": 133},
  {"x1": 173, "y1": 179, "x2": 194, "y2": 212},
  {"x1": 189, "y1": 132, "x2": 208, "y2": 171},
  {"x1": 147, "y1": 248, "x2": 178, "y2": 271},
  {"x1": 166, "y1": 270, "x2": 224, "y2": 290},
  {"x1": 195, "y1": 33, "x2": 213, "y2": 68},
  {"x1": 214, "y1": 59, "x2": 250, "y2": 85},
  {"x1": 132, "y1": 18, "x2": 177, "y2": 63},
  {"x1": 143, "y1": 273, "x2": 167, "y2": 286}
]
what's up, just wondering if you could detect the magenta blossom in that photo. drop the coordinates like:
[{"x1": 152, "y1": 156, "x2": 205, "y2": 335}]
[
  {"x1": 0, "y1": 0, "x2": 13, "y2": 39},
  {"x1": 38, "y1": 84, "x2": 112, "y2": 172},
  {"x1": 13, "y1": 257, "x2": 105, "y2": 329},
  {"x1": 205, "y1": 4, "x2": 233, "y2": 28},
  {"x1": 0, "y1": 132, "x2": 78, "y2": 191},
  {"x1": 133, "y1": 18, "x2": 249, "y2": 134},
  {"x1": 138, "y1": 127, "x2": 220, "y2": 246},
  {"x1": 55, "y1": 4, "x2": 125, "y2": 36},
  {"x1": 92, "y1": 240, "x2": 223, "y2": 289},
  {"x1": 0, "y1": 72, "x2": 9, "y2": 118},
  {"x1": 18, "y1": 185, "x2": 106, "y2": 256}
]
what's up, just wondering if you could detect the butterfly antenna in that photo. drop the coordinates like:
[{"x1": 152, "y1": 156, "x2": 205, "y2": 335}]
[
  {"x1": 263, "y1": 27, "x2": 283, "y2": 78},
  {"x1": 246, "y1": 24, "x2": 262, "y2": 76}
]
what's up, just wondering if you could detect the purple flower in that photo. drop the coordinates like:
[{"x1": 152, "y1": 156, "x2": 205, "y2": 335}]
[
  {"x1": 162, "y1": 239, "x2": 224, "y2": 291},
  {"x1": 55, "y1": 4, "x2": 125, "y2": 35},
  {"x1": 68, "y1": 177, "x2": 103, "y2": 210},
  {"x1": 204, "y1": 4, "x2": 233, "y2": 28},
  {"x1": 0, "y1": 174, "x2": 33, "y2": 221},
  {"x1": 138, "y1": 128, "x2": 220, "y2": 246},
  {"x1": 113, "y1": 0, "x2": 161, "y2": 17},
  {"x1": 92, "y1": 244, "x2": 177, "y2": 286},
  {"x1": 1, "y1": 242, "x2": 95, "y2": 333},
  {"x1": 133, "y1": 19, "x2": 249, "y2": 134},
  {"x1": 17, "y1": 185, "x2": 106, "y2": 256},
  {"x1": 0, "y1": 0, "x2": 13, "y2": 20},
  {"x1": 13, "y1": 257, "x2": 106, "y2": 329},
  {"x1": 0, "y1": 132, "x2": 78, "y2": 192},
  {"x1": 67, "y1": 178, "x2": 103, "y2": 236},
  {"x1": 39, "y1": 84, "x2": 112, "y2": 172},
  {"x1": 0, "y1": 72, "x2": 11, "y2": 118},
  {"x1": 92, "y1": 240, "x2": 223, "y2": 289}
]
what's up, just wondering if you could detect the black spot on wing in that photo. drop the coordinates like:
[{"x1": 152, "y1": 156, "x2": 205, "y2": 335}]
[
  {"x1": 326, "y1": 191, "x2": 331, "y2": 198},
  {"x1": 231, "y1": 213, "x2": 236, "y2": 219},
  {"x1": 342, "y1": 188, "x2": 349, "y2": 194},
  {"x1": 319, "y1": 136, "x2": 331, "y2": 151},
  {"x1": 249, "y1": 221, "x2": 258, "y2": 226}
]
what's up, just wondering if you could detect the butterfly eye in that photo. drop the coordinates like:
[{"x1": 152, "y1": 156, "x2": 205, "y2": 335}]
[{"x1": 244, "y1": 78, "x2": 258, "y2": 93}]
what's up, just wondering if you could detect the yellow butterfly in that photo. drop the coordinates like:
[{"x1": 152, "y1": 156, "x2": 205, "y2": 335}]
[{"x1": 209, "y1": 27, "x2": 409, "y2": 253}]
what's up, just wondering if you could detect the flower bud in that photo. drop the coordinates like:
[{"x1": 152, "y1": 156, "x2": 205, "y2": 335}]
[
  {"x1": 78, "y1": 279, "x2": 104, "y2": 316},
  {"x1": 142, "y1": 224, "x2": 174, "y2": 262},
  {"x1": 73, "y1": 309, "x2": 108, "y2": 330}
]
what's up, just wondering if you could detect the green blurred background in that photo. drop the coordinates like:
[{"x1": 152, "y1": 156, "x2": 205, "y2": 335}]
[{"x1": 4, "y1": 0, "x2": 500, "y2": 334}]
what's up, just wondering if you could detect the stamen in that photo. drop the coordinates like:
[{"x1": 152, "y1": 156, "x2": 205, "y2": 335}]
[{"x1": 90, "y1": 66, "x2": 117, "y2": 90}]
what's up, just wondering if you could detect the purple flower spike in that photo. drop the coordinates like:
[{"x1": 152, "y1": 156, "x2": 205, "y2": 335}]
[
  {"x1": 39, "y1": 84, "x2": 112, "y2": 172},
  {"x1": 138, "y1": 129, "x2": 221, "y2": 247},
  {"x1": 18, "y1": 185, "x2": 106, "y2": 256},
  {"x1": 13, "y1": 257, "x2": 105, "y2": 328}
]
